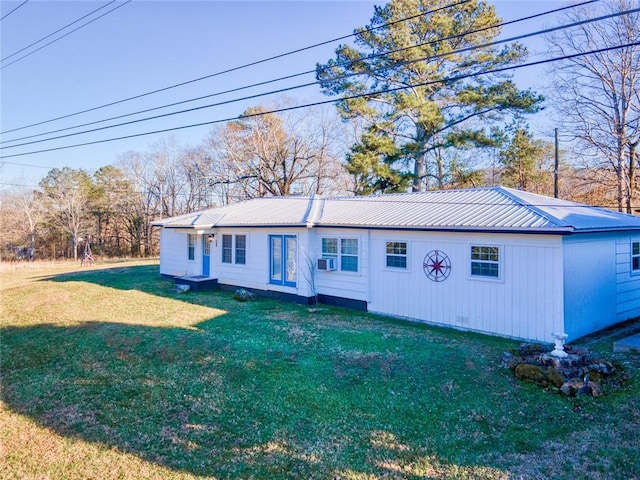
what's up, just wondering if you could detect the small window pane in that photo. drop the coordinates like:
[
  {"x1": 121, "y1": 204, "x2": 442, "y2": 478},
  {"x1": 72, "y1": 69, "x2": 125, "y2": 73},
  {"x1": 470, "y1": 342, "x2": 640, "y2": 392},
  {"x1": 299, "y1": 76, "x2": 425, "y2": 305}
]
[
  {"x1": 222, "y1": 235, "x2": 232, "y2": 263},
  {"x1": 386, "y1": 242, "x2": 406, "y2": 255},
  {"x1": 286, "y1": 237, "x2": 297, "y2": 283},
  {"x1": 187, "y1": 234, "x2": 196, "y2": 261},
  {"x1": 386, "y1": 241, "x2": 407, "y2": 269},
  {"x1": 386, "y1": 255, "x2": 407, "y2": 268},
  {"x1": 271, "y1": 236, "x2": 282, "y2": 281},
  {"x1": 633, "y1": 241, "x2": 640, "y2": 272},
  {"x1": 341, "y1": 255, "x2": 358, "y2": 272},
  {"x1": 235, "y1": 235, "x2": 246, "y2": 265},
  {"x1": 471, "y1": 262, "x2": 499, "y2": 277},
  {"x1": 341, "y1": 238, "x2": 358, "y2": 255},
  {"x1": 471, "y1": 245, "x2": 500, "y2": 278},
  {"x1": 322, "y1": 238, "x2": 338, "y2": 255}
]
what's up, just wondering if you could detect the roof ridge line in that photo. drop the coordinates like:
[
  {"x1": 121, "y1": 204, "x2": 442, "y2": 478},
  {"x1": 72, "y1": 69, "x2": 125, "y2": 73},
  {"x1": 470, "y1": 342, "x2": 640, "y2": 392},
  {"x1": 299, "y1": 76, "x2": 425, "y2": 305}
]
[
  {"x1": 496, "y1": 186, "x2": 570, "y2": 229},
  {"x1": 302, "y1": 194, "x2": 323, "y2": 227}
]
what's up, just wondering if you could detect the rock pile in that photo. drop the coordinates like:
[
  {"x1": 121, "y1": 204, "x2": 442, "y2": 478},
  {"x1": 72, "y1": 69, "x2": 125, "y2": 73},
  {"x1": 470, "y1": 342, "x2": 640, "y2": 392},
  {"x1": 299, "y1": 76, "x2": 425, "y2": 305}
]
[
  {"x1": 233, "y1": 288, "x2": 256, "y2": 302},
  {"x1": 502, "y1": 343, "x2": 617, "y2": 397}
]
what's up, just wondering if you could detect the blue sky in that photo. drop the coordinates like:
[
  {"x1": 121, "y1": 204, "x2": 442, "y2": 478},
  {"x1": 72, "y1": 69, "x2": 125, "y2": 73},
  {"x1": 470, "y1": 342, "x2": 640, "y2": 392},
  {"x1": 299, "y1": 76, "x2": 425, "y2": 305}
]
[{"x1": 0, "y1": 0, "x2": 564, "y2": 188}]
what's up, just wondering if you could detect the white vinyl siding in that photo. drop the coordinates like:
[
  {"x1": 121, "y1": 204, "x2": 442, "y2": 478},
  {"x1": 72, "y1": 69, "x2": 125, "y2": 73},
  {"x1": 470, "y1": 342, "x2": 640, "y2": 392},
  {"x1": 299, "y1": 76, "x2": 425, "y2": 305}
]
[
  {"x1": 368, "y1": 232, "x2": 564, "y2": 342},
  {"x1": 615, "y1": 236, "x2": 640, "y2": 322},
  {"x1": 158, "y1": 229, "x2": 200, "y2": 277},
  {"x1": 315, "y1": 229, "x2": 368, "y2": 302}
]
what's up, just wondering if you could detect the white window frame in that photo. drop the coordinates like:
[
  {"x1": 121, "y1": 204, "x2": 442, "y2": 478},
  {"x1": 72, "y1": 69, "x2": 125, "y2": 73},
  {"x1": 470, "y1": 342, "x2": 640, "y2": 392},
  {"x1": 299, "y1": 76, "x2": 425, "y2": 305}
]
[
  {"x1": 321, "y1": 236, "x2": 359, "y2": 273},
  {"x1": 469, "y1": 244, "x2": 502, "y2": 281},
  {"x1": 235, "y1": 234, "x2": 247, "y2": 265},
  {"x1": 187, "y1": 233, "x2": 196, "y2": 261},
  {"x1": 632, "y1": 240, "x2": 640, "y2": 275},
  {"x1": 385, "y1": 240, "x2": 409, "y2": 270},
  {"x1": 221, "y1": 233, "x2": 248, "y2": 266}
]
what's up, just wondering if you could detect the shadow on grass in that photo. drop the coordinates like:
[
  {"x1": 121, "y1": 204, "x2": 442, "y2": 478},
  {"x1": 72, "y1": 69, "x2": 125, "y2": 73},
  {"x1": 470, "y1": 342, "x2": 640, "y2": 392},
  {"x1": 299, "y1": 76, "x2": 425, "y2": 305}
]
[
  {"x1": 1, "y1": 318, "x2": 516, "y2": 479},
  {"x1": 3, "y1": 265, "x2": 519, "y2": 479},
  {"x1": 48, "y1": 264, "x2": 178, "y2": 296},
  {"x1": 8, "y1": 264, "x2": 636, "y2": 478}
]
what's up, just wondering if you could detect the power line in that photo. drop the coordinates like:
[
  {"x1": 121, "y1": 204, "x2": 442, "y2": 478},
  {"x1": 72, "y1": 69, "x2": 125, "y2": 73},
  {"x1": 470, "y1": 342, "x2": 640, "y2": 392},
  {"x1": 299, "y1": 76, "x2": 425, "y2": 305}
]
[
  {"x1": 2, "y1": 2, "x2": 631, "y2": 151},
  {"x1": 0, "y1": 0, "x2": 29, "y2": 22},
  {"x1": 0, "y1": 160, "x2": 54, "y2": 169},
  {"x1": 0, "y1": 0, "x2": 131, "y2": 70},
  {"x1": 1, "y1": 1, "x2": 116, "y2": 63},
  {"x1": 0, "y1": 180, "x2": 628, "y2": 211},
  {"x1": 0, "y1": 0, "x2": 599, "y2": 146},
  {"x1": 2, "y1": 40, "x2": 637, "y2": 160},
  {"x1": 0, "y1": 0, "x2": 470, "y2": 135}
]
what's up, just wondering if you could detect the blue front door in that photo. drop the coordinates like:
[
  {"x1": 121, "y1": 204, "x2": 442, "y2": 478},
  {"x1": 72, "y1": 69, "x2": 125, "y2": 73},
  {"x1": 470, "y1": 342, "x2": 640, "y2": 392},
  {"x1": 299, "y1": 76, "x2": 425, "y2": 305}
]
[
  {"x1": 202, "y1": 237, "x2": 210, "y2": 276},
  {"x1": 269, "y1": 235, "x2": 296, "y2": 287}
]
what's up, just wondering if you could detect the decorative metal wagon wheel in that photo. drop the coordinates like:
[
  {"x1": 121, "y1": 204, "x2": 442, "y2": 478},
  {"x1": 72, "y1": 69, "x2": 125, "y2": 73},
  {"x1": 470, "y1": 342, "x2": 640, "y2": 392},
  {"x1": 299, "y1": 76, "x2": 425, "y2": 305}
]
[{"x1": 423, "y1": 250, "x2": 451, "y2": 282}]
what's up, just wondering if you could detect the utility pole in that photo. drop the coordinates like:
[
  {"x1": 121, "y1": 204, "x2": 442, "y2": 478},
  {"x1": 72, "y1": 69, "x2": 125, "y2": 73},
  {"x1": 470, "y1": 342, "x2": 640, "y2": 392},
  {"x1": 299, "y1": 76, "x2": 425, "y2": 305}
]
[{"x1": 554, "y1": 128, "x2": 559, "y2": 198}]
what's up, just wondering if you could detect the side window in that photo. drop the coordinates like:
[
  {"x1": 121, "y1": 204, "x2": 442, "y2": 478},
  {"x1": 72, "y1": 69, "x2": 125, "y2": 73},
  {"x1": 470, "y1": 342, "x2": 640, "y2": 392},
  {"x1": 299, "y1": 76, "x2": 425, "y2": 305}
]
[
  {"x1": 187, "y1": 234, "x2": 196, "y2": 261},
  {"x1": 470, "y1": 245, "x2": 500, "y2": 278},
  {"x1": 222, "y1": 235, "x2": 232, "y2": 264},
  {"x1": 322, "y1": 238, "x2": 338, "y2": 261},
  {"x1": 386, "y1": 241, "x2": 407, "y2": 269},
  {"x1": 235, "y1": 235, "x2": 247, "y2": 265},
  {"x1": 632, "y1": 241, "x2": 640, "y2": 273},
  {"x1": 321, "y1": 237, "x2": 358, "y2": 272},
  {"x1": 341, "y1": 238, "x2": 358, "y2": 272}
]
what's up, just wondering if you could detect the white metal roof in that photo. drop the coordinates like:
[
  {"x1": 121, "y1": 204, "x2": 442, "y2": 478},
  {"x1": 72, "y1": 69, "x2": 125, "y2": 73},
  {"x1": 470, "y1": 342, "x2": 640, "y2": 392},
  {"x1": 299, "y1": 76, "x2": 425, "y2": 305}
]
[
  {"x1": 152, "y1": 186, "x2": 640, "y2": 234},
  {"x1": 152, "y1": 196, "x2": 313, "y2": 229}
]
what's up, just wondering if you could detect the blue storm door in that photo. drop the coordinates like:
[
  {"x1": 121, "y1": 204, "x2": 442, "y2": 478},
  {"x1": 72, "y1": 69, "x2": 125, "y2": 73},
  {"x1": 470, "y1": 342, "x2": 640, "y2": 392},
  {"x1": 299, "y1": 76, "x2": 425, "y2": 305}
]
[
  {"x1": 202, "y1": 237, "x2": 211, "y2": 276},
  {"x1": 269, "y1": 235, "x2": 296, "y2": 287}
]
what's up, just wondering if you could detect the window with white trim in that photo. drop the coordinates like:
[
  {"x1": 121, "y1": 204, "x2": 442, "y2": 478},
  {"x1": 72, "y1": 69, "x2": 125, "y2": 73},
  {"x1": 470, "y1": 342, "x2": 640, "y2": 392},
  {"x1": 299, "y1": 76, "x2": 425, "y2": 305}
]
[
  {"x1": 386, "y1": 241, "x2": 407, "y2": 269},
  {"x1": 322, "y1": 238, "x2": 338, "y2": 262},
  {"x1": 222, "y1": 235, "x2": 232, "y2": 264},
  {"x1": 187, "y1": 234, "x2": 196, "y2": 261},
  {"x1": 632, "y1": 241, "x2": 640, "y2": 273},
  {"x1": 470, "y1": 245, "x2": 500, "y2": 278},
  {"x1": 321, "y1": 237, "x2": 359, "y2": 272},
  {"x1": 222, "y1": 234, "x2": 247, "y2": 265},
  {"x1": 235, "y1": 234, "x2": 246, "y2": 265}
]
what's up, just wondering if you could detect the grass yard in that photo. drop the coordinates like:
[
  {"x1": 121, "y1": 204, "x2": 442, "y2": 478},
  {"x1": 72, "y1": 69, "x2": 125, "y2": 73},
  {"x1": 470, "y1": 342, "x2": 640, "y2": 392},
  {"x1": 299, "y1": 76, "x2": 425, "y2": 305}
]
[{"x1": 1, "y1": 261, "x2": 639, "y2": 479}]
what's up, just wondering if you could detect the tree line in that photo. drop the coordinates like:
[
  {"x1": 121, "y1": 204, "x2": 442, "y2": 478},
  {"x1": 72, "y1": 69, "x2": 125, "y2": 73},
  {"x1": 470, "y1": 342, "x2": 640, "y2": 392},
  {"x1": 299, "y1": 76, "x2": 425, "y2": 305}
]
[{"x1": 1, "y1": 0, "x2": 638, "y2": 261}]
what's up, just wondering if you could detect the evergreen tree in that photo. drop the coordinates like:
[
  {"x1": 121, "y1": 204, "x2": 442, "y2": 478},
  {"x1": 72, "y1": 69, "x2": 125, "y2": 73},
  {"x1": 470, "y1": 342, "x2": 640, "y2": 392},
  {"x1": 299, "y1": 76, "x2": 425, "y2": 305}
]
[{"x1": 317, "y1": 0, "x2": 543, "y2": 192}]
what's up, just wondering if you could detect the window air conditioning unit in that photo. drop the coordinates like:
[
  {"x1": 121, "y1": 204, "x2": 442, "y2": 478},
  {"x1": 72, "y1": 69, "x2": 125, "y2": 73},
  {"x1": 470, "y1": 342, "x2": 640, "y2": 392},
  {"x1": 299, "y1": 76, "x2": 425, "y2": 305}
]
[{"x1": 317, "y1": 257, "x2": 336, "y2": 271}]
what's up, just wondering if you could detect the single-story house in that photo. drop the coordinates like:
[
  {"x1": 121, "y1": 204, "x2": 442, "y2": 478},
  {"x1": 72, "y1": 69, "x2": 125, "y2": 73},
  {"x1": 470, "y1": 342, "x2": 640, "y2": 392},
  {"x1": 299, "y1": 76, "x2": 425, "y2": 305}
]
[{"x1": 152, "y1": 186, "x2": 640, "y2": 343}]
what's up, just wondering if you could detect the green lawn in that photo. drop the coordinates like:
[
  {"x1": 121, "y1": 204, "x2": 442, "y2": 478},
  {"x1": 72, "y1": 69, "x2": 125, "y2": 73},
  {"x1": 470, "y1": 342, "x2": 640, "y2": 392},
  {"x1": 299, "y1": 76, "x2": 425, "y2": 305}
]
[{"x1": 1, "y1": 261, "x2": 639, "y2": 479}]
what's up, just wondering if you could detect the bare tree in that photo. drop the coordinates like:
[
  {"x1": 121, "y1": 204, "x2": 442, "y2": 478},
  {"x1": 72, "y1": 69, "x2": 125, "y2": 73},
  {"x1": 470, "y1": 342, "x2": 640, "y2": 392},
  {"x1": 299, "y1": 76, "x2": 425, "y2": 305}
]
[
  {"x1": 118, "y1": 150, "x2": 161, "y2": 256},
  {"x1": 39, "y1": 168, "x2": 93, "y2": 261},
  {"x1": 207, "y1": 104, "x2": 349, "y2": 201},
  {"x1": 15, "y1": 189, "x2": 45, "y2": 260},
  {"x1": 547, "y1": 0, "x2": 640, "y2": 211},
  {"x1": 0, "y1": 188, "x2": 44, "y2": 260}
]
